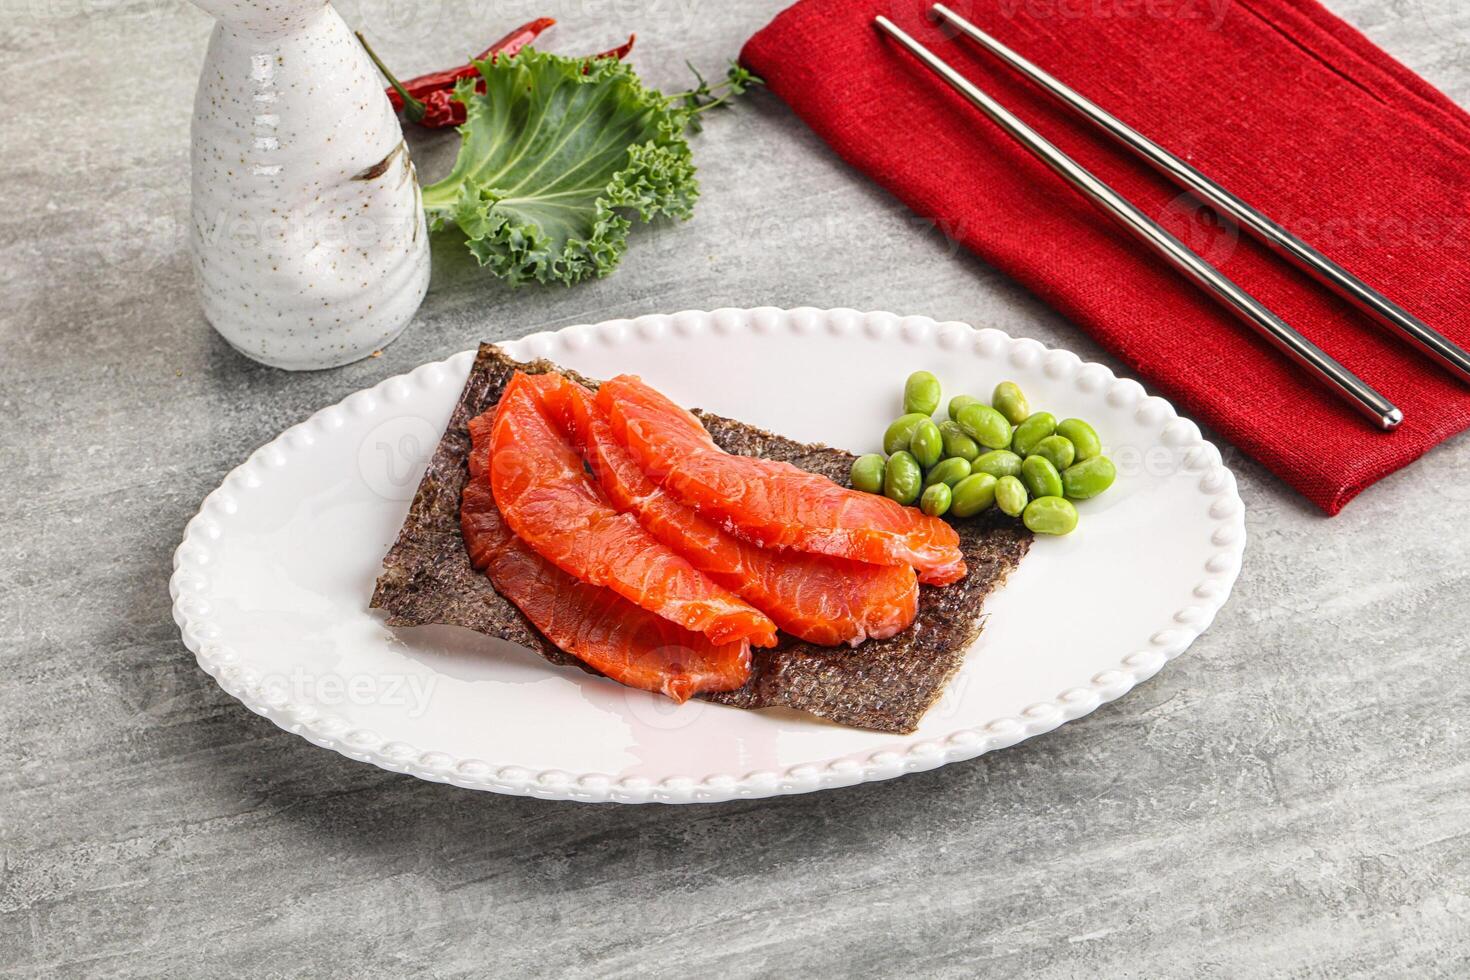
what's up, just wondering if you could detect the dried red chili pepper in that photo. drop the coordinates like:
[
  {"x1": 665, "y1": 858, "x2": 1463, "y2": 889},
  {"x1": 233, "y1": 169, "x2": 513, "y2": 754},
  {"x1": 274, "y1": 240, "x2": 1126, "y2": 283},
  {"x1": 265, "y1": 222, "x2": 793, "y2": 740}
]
[
  {"x1": 360, "y1": 23, "x2": 636, "y2": 130},
  {"x1": 588, "y1": 33, "x2": 636, "y2": 66},
  {"x1": 409, "y1": 88, "x2": 462, "y2": 129},
  {"x1": 381, "y1": 18, "x2": 556, "y2": 111}
]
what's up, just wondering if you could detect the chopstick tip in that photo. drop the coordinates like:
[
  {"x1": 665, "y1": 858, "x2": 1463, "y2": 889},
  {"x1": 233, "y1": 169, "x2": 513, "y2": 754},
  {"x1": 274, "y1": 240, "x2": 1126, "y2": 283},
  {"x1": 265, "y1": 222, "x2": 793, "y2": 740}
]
[{"x1": 873, "y1": 14, "x2": 908, "y2": 42}]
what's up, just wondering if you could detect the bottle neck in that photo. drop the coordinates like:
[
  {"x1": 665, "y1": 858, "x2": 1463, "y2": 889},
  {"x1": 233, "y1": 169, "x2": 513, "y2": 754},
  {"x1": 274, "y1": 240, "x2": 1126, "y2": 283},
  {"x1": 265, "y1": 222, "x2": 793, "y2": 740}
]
[{"x1": 193, "y1": 0, "x2": 335, "y2": 41}]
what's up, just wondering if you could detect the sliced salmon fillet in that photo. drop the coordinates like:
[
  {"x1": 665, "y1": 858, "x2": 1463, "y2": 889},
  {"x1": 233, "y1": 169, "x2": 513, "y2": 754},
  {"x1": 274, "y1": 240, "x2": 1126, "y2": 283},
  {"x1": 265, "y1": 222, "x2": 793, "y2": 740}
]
[
  {"x1": 461, "y1": 454, "x2": 751, "y2": 701},
  {"x1": 550, "y1": 379, "x2": 920, "y2": 645},
  {"x1": 596, "y1": 376, "x2": 967, "y2": 586},
  {"x1": 483, "y1": 372, "x2": 778, "y2": 648}
]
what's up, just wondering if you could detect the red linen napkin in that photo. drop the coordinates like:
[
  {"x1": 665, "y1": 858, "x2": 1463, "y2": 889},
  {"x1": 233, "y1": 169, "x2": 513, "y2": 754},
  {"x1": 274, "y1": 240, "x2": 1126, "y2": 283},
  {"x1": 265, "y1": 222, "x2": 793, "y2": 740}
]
[{"x1": 741, "y1": 0, "x2": 1470, "y2": 513}]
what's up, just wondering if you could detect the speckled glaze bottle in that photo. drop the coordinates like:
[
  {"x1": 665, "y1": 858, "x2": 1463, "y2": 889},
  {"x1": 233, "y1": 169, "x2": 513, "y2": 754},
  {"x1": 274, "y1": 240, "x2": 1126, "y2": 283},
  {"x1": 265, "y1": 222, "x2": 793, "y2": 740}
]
[{"x1": 189, "y1": 0, "x2": 430, "y2": 370}]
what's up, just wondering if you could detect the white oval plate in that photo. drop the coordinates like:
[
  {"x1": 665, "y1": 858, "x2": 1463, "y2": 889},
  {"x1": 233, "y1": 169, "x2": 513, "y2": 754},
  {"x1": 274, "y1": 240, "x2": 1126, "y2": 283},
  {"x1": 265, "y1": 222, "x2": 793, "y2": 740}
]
[{"x1": 171, "y1": 308, "x2": 1244, "y2": 804}]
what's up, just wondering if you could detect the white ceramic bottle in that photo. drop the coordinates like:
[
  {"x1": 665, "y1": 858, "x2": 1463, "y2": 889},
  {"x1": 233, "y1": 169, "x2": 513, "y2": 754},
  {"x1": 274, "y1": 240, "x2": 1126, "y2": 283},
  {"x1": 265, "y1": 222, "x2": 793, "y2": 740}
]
[{"x1": 189, "y1": 0, "x2": 430, "y2": 370}]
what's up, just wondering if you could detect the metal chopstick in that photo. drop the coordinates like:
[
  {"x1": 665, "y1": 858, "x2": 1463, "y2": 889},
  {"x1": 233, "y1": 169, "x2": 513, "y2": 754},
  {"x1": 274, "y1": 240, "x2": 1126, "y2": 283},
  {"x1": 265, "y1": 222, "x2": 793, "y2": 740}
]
[
  {"x1": 931, "y1": 2, "x2": 1470, "y2": 388},
  {"x1": 873, "y1": 15, "x2": 1402, "y2": 430}
]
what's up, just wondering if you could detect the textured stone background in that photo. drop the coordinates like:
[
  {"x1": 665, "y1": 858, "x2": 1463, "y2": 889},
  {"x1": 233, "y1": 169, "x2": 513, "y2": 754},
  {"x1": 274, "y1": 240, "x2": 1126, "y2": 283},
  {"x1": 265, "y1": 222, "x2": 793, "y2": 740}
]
[{"x1": 3, "y1": 0, "x2": 1469, "y2": 975}]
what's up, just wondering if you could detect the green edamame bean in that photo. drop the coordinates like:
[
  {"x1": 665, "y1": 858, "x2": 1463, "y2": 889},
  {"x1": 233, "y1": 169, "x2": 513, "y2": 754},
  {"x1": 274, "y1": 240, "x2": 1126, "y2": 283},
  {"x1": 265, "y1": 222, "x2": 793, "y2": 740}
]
[
  {"x1": 956, "y1": 403, "x2": 1013, "y2": 451},
  {"x1": 903, "y1": 371, "x2": 942, "y2": 416},
  {"x1": 950, "y1": 472, "x2": 998, "y2": 518},
  {"x1": 972, "y1": 449, "x2": 1023, "y2": 479},
  {"x1": 991, "y1": 381, "x2": 1030, "y2": 426},
  {"x1": 925, "y1": 456, "x2": 972, "y2": 489},
  {"x1": 1056, "y1": 418, "x2": 1102, "y2": 461},
  {"x1": 938, "y1": 421, "x2": 981, "y2": 462},
  {"x1": 1062, "y1": 455, "x2": 1117, "y2": 499},
  {"x1": 910, "y1": 419, "x2": 943, "y2": 469},
  {"x1": 1031, "y1": 434, "x2": 1076, "y2": 472},
  {"x1": 1023, "y1": 496, "x2": 1079, "y2": 535},
  {"x1": 1020, "y1": 454, "x2": 1063, "y2": 499},
  {"x1": 920, "y1": 483, "x2": 952, "y2": 518},
  {"x1": 1011, "y1": 411, "x2": 1057, "y2": 458},
  {"x1": 994, "y1": 475, "x2": 1028, "y2": 517},
  {"x1": 883, "y1": 413, "x2": 929, "y2": 455},
  {"x1": 883, "y1": 451, "x2": 922, "y2": 505},
  {"x1": 850, "y1": 453, "x2": 886, "y2": 494},
  {"x1": 948, "y1": 394, "x2": 980, "y2": 422}
]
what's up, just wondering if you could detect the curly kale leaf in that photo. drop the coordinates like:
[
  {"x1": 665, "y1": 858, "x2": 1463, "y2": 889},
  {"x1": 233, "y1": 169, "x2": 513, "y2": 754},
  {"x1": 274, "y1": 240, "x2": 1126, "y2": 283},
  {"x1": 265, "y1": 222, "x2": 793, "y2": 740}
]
[{"x1": 420, "y1": 50, "x2": 700, "y2": 287}]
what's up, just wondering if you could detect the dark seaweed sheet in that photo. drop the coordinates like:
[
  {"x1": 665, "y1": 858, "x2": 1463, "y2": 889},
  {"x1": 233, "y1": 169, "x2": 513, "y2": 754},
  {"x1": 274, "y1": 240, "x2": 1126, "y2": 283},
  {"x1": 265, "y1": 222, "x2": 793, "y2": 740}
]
[{"x1": 370, "y1": 345, "x2": 1031, "y2": 734}]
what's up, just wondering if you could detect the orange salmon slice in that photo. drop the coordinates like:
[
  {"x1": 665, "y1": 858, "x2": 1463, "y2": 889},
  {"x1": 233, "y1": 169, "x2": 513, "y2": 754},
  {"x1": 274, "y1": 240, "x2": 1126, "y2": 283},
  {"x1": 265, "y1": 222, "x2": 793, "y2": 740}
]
[
  {"x1": 484, "y1": 372, "x2": 778, "y2": 648},
  {"x1": 462, "y1": 457, "x2": 751, "y2": 701},
  {"x1": 552, "y1": 379, "x2": 920, "y2": 646},
  {"x1": 596, "y1": 376, "x2": 967, "y2": 586}
]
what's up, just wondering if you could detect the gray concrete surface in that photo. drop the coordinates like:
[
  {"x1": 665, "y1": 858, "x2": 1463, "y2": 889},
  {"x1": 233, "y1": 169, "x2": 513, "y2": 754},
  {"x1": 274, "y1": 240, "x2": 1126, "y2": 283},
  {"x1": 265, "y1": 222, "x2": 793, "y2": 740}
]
[{"x1": 4, "y1": 0, "x2": 1470, "y2": 976}]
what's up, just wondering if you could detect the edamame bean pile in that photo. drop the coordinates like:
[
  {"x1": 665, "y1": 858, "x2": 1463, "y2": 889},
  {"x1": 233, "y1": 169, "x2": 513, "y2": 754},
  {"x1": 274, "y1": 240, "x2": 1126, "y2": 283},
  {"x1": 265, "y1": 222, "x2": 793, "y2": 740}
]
[{"x1": 850, "y1": 372, "x2": 1117, "y2": 535}]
